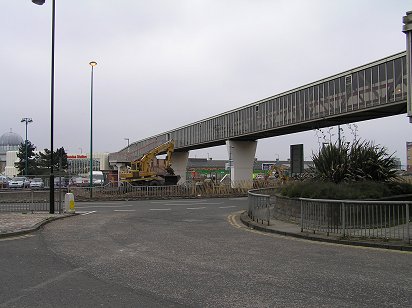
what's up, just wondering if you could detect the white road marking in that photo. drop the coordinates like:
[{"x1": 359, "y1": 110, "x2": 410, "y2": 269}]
[
  {"x1": 76, "y1": 204, "x2": 134, "y2": 208},
  {"x1": 162, "y1": 202, "x2": 223, "y2": 206},
  {"x1": 113, "y1": 210, "x2": 136, "y2": 212},
  {"x1": 219, "y1": 206, "x2": 237, "y2": 209},
  {"x1": 78, "y1": 211, "x2": 96, "y2": 216},
  {"x1": 187, "y1": 207, "x2": 206, "y2": 210},
  {"x1": 149, "y1": 208, "x2": 172, "y2": 211},
  {"x1": 151, "y1": 200, "x2": 208, "y2": 204}
]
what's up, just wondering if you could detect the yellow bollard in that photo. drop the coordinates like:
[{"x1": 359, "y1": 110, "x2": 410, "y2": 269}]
[{"x1": 65, "y1": 193, "x2": 75, "y2": 213}]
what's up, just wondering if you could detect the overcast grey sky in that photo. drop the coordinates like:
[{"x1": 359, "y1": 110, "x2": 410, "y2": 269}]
[{"x1": 1, "y1": 0, "x2": 411, "y2": 165}]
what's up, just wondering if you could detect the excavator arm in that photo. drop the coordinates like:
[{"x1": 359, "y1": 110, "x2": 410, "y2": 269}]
[
  {"x1": 130, "y1": 140, "x2": 175, "y2": 176},
  {"x1": 120, "y1": 140, "x2": 179, "y2": 185}
]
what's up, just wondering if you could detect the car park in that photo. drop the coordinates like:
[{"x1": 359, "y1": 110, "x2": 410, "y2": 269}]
[
  {"x1": 29, "y1": 178, "x2": 45, "y2": 189},
  {"x1": 8, "y1": 176, "x2": 30, "y2": 189}
]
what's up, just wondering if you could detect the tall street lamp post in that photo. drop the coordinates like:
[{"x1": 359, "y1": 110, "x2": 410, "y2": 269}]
[
  {"x1": 89, "y1": 61, "x2": 97, "y2": 199},
  {"x1": 32, "y1": 0, "x2": 56, "y2": 214},
  {"x1": 21, "y1": 118, "x2": 33, "y2": 176}
]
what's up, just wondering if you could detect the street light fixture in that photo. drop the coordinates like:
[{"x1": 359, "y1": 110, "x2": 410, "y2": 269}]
[
  {"x1": 21, "y1": 118, "x2": 33, "y2": 176},
  {"x1": 89, "y1": 61, "x2": 97, "y2": 199},
  {"x1": 32, "y1": 0, "x2": 56, "y2": 214}
]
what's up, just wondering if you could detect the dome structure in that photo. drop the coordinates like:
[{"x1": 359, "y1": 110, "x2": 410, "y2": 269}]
[{"x1": 0, "y1": 131, "x2": 24, "y2": 153}]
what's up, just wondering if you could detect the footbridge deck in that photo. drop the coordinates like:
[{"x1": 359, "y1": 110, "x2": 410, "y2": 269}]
[{"x1": 110, "y1": 51, "x2": 407, "y2": 163}]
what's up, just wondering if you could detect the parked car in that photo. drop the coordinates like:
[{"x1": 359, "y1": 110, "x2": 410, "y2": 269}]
[
  {"x1": 30, "y1": 178, "x2": 45, "y2": 189},
  {"x1": 70, "y1": 176, "x2": 89, "y2": 187},
  {"x1": 54, "y1": 177, "x2": 69, "y2": 188},
  {"x1": 8, "y1": 176, "x2": 30, "y2": 189},
  {"x1": 0, "y1": 176, "x2": 10, "y2": 189}
]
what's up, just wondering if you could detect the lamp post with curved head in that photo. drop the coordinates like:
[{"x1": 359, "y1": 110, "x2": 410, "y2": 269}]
[
  {"x1": 89, "y1": 61, "x2": 97, "y2": 198},
  {"x1": 21, "y1": 118, "x2": 33, "y2": 176},
  {"x1": 32, "y1": 0, "x2": 55, "y2": 213}
]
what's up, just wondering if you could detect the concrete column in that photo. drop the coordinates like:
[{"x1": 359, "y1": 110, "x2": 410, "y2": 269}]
[
  {"x1": 115, "y1": 163, "x2": 124, "y2": 187},
  {"x1": 171, "y1": 151, "x2": 189, "y2": 184},
  {"x1": 403, "y1": 11, "x2": 412, "y2": 119},
  {"x1": 226, "y1": 140, "x2": 257, "y2": 188}
]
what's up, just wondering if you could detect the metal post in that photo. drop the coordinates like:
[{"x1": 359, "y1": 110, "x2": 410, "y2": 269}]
[
  {"x1": 403, "y1": 11, "x2": 412, "y2": 119},
  {"x1": 300, "y1": 199, "x2": 304, "y2": 232},
  {"x1": 49, "y1": 0, "x2": 56, "y2": 214},
  {"x1": 21, "y1": 118, "x2": 33, "y2": 176},
  {"x1": 25, "y1": 122, "x2": 28, "y2": 175},
  {"x1": 341, "y1": 202, "x2": 346, "y2": 236},
  {"x1": 58, "y1": 156, "x2": 62, "y2": 213},
  {"x1": 338, "y1": 125, "x2": 341, "y2": 148},
  {"x1": 89, "y1": 61, "x2": 97, "y2": 199},
  {"x1": 406, "y1": 203, "x2": 410, "y2": 244}
]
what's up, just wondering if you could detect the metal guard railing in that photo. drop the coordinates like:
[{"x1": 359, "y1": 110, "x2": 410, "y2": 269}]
[
  {"x1": 300, "y1": 198, "x2": 411, "y2": 243},
  {"x1": 248, "y1": 189, "x2": 411, "y2": 243},
  {"x1": 0, "y1": 189, "x2": 66, "y2": 213}
]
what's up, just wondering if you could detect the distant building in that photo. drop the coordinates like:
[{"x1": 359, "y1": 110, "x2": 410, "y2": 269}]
[
  {"x1": 4, "y1": 151, "x2": 109, "y2": 177},
  {"x1": 66, "y1": 153, "x2": 109, "y2": 175},
  {"x1": 407, "y1": 142, "x2": 412, "y2": 172},
  {"x1": 0, "y1": 130, "x2": 23, "y2": 174}
]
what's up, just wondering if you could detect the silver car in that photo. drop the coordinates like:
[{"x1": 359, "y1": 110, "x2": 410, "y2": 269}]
[
  {"x1": 30, "y1": 178, "x2": 45, "y2": 189},
  {"x1": 9, "y1": 176, "x2": 30, "y2": 189}
]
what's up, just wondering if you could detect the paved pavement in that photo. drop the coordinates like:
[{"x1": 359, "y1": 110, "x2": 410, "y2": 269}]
[
  {"x1": 0, "y1": 212, "x2": 73, "y2": 237},
  {"x1": 1, "y1": 208, "x2": 411, "y2": 252}
]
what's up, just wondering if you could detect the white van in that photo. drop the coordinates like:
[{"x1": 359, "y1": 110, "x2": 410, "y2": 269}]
[{"x1": 92, "y1": 171, "x2": 104, "y2": 186}]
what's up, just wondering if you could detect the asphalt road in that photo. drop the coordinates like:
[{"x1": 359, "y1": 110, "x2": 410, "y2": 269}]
[{"x1": 0, "y1": 198, "x2": 411, "y2": 307}]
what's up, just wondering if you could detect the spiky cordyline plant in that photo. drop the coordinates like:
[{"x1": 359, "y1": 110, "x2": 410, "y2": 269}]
[{"x1": 310, "y1": 140, "x2": 397, "y2": 184}]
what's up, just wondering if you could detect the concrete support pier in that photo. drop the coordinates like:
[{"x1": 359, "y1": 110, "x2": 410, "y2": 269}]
[
  {"x1": 171, "y1": 151, "x2": 189, "y2": 184},
  {"x1": 226, "y1": 140, "x2": 257, "y2": 188}
]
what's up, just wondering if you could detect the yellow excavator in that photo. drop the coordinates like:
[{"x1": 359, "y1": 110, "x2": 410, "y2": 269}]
[
  {"x1": 120, "y1": 140, "x2": 180, "y2": 186},
  {"x1": 265, "y1": 164, "x2": 288, "y2": 184}
]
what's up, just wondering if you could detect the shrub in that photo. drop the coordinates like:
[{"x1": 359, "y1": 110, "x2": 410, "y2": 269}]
[
  {"x1": 310, "y1": 140, "x2": 398, "y2": 184},
  {"x1": 280, "y1": 180, "x2": 407, "y2": 200}
]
